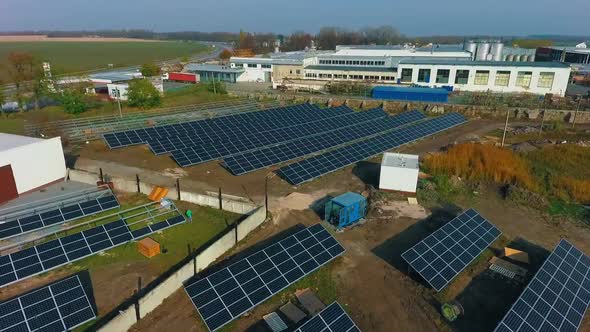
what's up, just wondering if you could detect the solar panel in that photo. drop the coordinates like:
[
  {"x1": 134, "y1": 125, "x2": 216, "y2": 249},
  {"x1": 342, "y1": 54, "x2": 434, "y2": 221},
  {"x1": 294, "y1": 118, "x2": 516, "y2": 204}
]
[
  {"x1": 104, "y1": 104, "x2": 350, "y2": 149},
  {"x1": 0, "y1": 193, "x2": 120, "y2": 240},
  {"x1": 170, "y1": 108, "x2": 388, "y2": 167},
  {"x1": 0, "y1": 211, "x2": 185, "y2": 288},
  {"x1": 401, "y1": 209, "x2": 501, "y2": 291},
  {"x1": 0, "y1": 274, "x2": 96, "y2": 331},
  {"x1": 294, "y1": 302, "x2": 361, "y2": 332},
  {"x1": 224, "y1": 110, "x2": 426, "y2": 175},
  {"x1": 184, "y1": 224, "x2": 345, "y2": 331},
  {"x1": 495, "y1": 240, "x2": 590, "y2": 332},
  {"x1": 277, "y1": 112, "x2": 467, "y2": 185},
  {"x1": 149, "y1": 105, "x2": 363, "y2": 156}
]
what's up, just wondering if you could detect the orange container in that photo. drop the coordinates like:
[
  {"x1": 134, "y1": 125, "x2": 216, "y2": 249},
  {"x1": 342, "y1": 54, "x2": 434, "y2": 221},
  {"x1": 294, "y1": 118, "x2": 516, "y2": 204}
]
[{"x1": 138, "y1": 238, "x2": 161, "y2": 258}]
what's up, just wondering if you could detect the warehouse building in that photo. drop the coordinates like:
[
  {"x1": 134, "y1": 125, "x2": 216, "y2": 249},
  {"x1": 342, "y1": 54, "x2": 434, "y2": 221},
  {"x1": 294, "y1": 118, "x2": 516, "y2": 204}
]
[
  {"x1": 396, "y1": 59, "x2": 571, "y2": 96},
  {"x1": 229, "y1": 57, "x2": 304, "y2": 82},
  {"x1": 184, "y1": 64, "x2": 244, "y2": 83},
  {"x1": 0, "y1": 133, "x2": 66, "y2": 203},
  {"x1": 536, "y1": 45, "x2": 590, "y2": 65}
]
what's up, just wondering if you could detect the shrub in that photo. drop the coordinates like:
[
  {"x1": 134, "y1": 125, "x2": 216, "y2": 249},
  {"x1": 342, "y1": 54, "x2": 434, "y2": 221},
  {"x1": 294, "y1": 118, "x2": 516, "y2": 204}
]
[
  {"x1": 552, "y1": 177, "x2": 590, "y2": 203},
  {"x1": 127, "y1": 79, "x2": 161, "y2": 108},
  {"x1": 140, "y1": 63, "x2": 161, "y2": 77},
  {"x1": 207, "y1": 80, "x2": 227, "y2": 94},
  {"x1": 59, "y1": 89, "x2": 88, "y2": 114}
]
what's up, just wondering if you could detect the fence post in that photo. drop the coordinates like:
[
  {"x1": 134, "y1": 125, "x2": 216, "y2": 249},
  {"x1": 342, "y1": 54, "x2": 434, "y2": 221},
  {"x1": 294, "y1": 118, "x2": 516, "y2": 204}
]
[
  {"x1": 134, "y1": 276, "x2": 142, "y2": 321},
  {"x1": 136, "y1": 174, "x2": 140, "y2": 193},
  {"x1": 176, "y1": 179, "x2": 181, "y2": 200},
  {"x1": 99, "y1": 168, "x2": 103, "y2": 183},
  {"x1": 235, "y1": 222, "x2": 238, "y2": 244},
  {"x1": 218, "y1": 188, "x2": 223, "y2": 210},
  {"x1": 265, "y1": 176, "x2": 269, "y2": 218}
]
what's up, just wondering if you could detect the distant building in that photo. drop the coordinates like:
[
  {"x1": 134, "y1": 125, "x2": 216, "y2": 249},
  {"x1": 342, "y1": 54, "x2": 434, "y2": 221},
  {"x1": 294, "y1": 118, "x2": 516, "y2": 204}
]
[
  {"x1": 229, "y1": 56, "x2": 305, "y2": 83},
  {"x1": 536, "y1": 46, "x2": 590, "y2": 65},
  {"x1": 107, "y1": 79, "x2": 163, "y2": 101},
  {"x1": 184, "y1": 64, "x2": 245, "y2": 83}
]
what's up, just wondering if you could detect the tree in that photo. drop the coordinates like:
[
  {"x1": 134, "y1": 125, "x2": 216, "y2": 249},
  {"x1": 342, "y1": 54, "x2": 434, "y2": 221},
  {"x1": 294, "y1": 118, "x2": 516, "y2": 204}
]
[
  {"x1": 207, "y1": 80, "x2": 227, "y2": 94},
  {"x1": 127, "y1": 79, "x2": 161, "y2": 108},
  {"x1": 219, "y1": 49, "x2": 233, "y2": 63},
  {"x1": 140, "y1": 63, "x2": 161, "y2": 77},
  {"x1": 282, "y1": 31, "x2": 312, "y2": 51},
  {"x1": 7, "y1": 52, "x2": 35, "y2": 111},
  {"x1": 0, "y1": 80, "x2": 5, "y2": 117}
]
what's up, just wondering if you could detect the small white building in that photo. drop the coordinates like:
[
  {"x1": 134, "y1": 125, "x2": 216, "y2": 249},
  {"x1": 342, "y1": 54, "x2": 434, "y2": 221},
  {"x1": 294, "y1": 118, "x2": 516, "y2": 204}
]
[
  {"x1": 0, "y1": 134, "x2": 66, "y2": 203},
  {"x1": 230, "y1": 57, "x2": 304, "y2": 83},
  {"x1": 396, "y1": 59, "x2": 571, "y2": 96},
  {"x1": 379, "y1": 153, "x2": 419, "y2": 193},
  {"x1": 107, "y1": 79, "x2": 163, "y2": 101}
]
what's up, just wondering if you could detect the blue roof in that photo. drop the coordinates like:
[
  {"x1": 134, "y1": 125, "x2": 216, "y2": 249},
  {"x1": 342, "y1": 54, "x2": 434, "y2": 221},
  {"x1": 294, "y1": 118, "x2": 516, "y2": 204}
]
[
  {"x1": 332, "y1": 192, "x2": 365, "y2": 206},
  {"x1": 373, "y1": 86, "x2": 449, "y2": 95}
]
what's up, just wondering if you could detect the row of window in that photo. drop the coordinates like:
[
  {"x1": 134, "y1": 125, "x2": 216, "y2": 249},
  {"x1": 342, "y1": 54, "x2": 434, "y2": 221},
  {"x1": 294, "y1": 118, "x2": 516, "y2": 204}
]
[
  {"x1": 318, "y1": 59, "x2": 386, "y2": 66},
  {"x1": 232, "y1": 63, "x2": 272, "y2": 69},
  {"x1": 304, "y1": 73, "x2": 395, "y2": 81},
  {"x1": 400, "y1": 68, "x2": 555, "y2": 89}
]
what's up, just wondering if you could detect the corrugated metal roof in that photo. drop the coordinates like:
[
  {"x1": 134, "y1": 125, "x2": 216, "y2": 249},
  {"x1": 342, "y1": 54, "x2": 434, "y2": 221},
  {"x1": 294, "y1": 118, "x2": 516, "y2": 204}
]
[
  {"x1": 332, "y1": 192, "x2": 365, "y2": 207},
  {"x1": 305, "y1": 65, "x2": 395, "y2": 72},
  {"x1": 184, "y1": 64, "x2": 244, "y2": 73},
  {"x1": 398, "y1": 59, "x2": 571, "y2": 68},
  {"x1": 230, "y1": 57, "x2": 302, "y2": 65}
]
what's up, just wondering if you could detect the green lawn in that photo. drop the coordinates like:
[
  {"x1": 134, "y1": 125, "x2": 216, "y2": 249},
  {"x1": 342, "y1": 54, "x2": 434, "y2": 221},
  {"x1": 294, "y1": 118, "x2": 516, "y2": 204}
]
[{"x1": 0, "y1": 41, "x2": 210, "y2": 81}]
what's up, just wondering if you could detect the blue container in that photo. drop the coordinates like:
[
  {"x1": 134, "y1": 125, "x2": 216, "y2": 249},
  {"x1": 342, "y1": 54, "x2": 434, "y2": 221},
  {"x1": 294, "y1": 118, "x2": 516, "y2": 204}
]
[
  {"x1": 372, "y1": 86, "x2": 449, "y2": 103},
  {"x1": 324, "y1": 192, "x2": 367, "y2": 229}
]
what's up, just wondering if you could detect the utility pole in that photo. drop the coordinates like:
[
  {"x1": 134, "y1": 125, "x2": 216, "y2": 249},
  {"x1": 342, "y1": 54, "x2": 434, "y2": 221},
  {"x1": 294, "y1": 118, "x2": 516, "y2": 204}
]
[
  {"x1": 501, "y1": 109, "x2": 510, "y2": 147},
  {"x1": 115, "y1": 88, "x2": 123, "y2": 118},
  {"x1": 212, "y1": 74, "x2": 217, "y2": 94},
  {"x1": 572, "y1": 96, "x2": 582, "y2": 129},
  {"x1": 539, "y1": 107, "x2": 546, "y2": 137}
]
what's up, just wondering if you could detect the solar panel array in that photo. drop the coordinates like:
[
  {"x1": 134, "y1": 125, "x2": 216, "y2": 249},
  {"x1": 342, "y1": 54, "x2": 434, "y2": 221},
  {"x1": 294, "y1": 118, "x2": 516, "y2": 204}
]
[
  {"x1": 0, "y1": 275, "x2": 96, "y2": 332},
  {"x1": 0, "y1": 213, "x2": 185, "y2": 288},
  {"x1": 401, "y1": 209, "x2": 501, "y2": 291},
  {"x1": 278, "y1": 112, "x2": 467, "y2": 185},
  {"x1": 0, "y1": 193, "x2": 119, "y2": 240},
  {"x1": 224, "y1": 110, "x2": 426, "y2": 175},
  {"x1": 104, "y1": 104, "x2": 348, "y2": 149},
  {"x1": 495, "y1": 240, "x2": 590, "y2": 332},
  {"x1": 171, "y1": 108, "x2": 387, "y2": 167},
  {"x1": 184, "y1": 224, "x2": 345, "y2": 331},
  {"x1": 294, "y1": 302, "x2": 361, "y2": 332},
  {"x1": 148, "y1": 105, "x2": 357, "y2": 155}
]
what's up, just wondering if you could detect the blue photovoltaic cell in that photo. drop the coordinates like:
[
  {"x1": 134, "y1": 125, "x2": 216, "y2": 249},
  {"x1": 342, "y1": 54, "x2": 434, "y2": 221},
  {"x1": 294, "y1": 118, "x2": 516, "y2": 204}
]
[
  {"x1": 224, "y1": 110, "x2": 426, "y2": 175},
  {"x1": 295, "y1": 302, "x2": 361, "y2": 332},
  {"x1": 103, "y1": 104, "x2": 351, "y2": 149},
  {"x1": 495, "y1": 240, "x2": 590, "y2": 332},
  {"x1": 0, "y1": 194, "x2": 119, "y2": 240},
  {"x1": 0, "y1": 275, "x2": 96, "y2": 332},
  {"x1": 277, "y1": 112, "x2": 467, "y2": 185},
  {"x1": 0, "y1": 213, "x2": 185, "y2": 288},
  {"x1": 401, "y1": 209, "x2": 501, "y2": 291},
  {"x1": 169, "y1": 107, "x2": 386, "y2": 167},
  {"x1": 184, "y1": 224, "x2": 345, "y2": 332}
]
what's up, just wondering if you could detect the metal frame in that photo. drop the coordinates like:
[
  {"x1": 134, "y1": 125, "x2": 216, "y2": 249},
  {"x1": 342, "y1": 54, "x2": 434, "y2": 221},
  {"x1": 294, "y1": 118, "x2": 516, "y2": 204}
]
[{"x1": 294, "y1": 302, "x2": 361, "y2": 332}]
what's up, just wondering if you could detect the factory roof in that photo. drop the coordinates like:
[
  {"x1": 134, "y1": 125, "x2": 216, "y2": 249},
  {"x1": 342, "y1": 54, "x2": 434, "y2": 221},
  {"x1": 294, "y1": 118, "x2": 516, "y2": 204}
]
[
  {"x1": 184, "y1": 64, "x2": 245, "y2": 73},
  {"x1": 0, "y1": 133, "x2": 44, "y2": 152},
  {"x1": 381, "y1": 152, "x2": 419, "y2": 169},
  {"x1": 89, "y1": 71, "x2": 140, "y2": 83},
  {"x1": 546, "y1": 46, "x2": 590, "y2": 54},
  {"x1": 332, "y1": 48, "x2": 471, "y2": 58},
  {"x1": 305, "y1": 65, "x2": 396, "y2": 72},
  {"x1": 398, "y1": 59, "x2": 571, "y2": 68},
  {"x1": 230, "y1": 57, "x2": 303, "y2": 65}
]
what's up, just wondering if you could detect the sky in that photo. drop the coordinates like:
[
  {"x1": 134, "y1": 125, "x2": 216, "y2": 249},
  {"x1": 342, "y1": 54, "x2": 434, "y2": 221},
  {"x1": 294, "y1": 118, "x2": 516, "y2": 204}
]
[{"x1": 1, "y1": 0, "x2": 589, "y2": 36}]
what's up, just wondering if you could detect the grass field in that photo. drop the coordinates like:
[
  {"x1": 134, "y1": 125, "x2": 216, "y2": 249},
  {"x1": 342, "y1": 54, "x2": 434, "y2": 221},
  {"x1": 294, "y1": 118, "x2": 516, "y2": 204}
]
[{"x1": 0, "y1": 41, "x2": 210, "y2": 81}]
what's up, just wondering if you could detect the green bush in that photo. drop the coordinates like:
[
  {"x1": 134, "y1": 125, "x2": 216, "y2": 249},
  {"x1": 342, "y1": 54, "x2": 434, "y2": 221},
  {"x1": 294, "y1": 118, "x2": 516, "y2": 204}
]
[
  {"x1": 59, "y1": 90, "x2": 88, "y2": 114},
  {"x1": 206, "y1": 80, "x2": 227, "y2": 94},
  {"x1": 127, "y1": 79, "x2": 161, "y2": 108},
  {"x1": 140, "y1": 63, "x2": 161, "y2": 77}
]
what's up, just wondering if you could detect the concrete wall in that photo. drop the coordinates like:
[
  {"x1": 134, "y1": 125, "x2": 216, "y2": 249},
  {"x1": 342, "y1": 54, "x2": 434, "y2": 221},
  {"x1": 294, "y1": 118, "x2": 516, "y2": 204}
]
[
  {"x1": 0, "y1": 137, "x2": 66, "y2": 194},
  {"x1": 67, "y1": 168, "x2": 257, "y2": 214}
]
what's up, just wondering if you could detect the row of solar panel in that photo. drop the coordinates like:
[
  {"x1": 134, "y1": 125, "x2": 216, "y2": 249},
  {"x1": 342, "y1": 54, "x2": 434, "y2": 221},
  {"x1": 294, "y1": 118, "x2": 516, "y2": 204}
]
[
  {"x1": 278, "y1": 112, "x2": 467, "y2": 185},
  {"x1": 148, "y1": 106, "x2": 379, "y2": 156},
  {"x1": 0, "y1": 194, "x2": 119, "y2": 240},
  {"x1": 0, "y1": 275, "x2": 96, "y2": 332},
  {"x1": 0, "y1": 214, "x2": 185, "y2": 288},
  {"x1": 223, "y1": 110, "x2": 426, "y2": 175},
  {"x1": 294, "y1": 302, "x2": 361, "y2": 332},
  {"x1": 495, "y1": 240, "x2": 590, "y2": 332},
  {"x1": 401, "y1": 209, "x2": 502, "y2": 291},
  {"x1": 184, "y1": 224, "x2": 345, "y2": 331},
  {"x1": 170, "y1": 108, "x2": 388, "y2": 167},
  {"x1": 104, "y1": 104, "x2": 349, "y2": 149}
]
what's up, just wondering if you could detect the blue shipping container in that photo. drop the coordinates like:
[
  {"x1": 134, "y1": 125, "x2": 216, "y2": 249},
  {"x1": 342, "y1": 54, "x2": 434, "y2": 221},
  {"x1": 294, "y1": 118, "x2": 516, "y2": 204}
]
[{"x1": 372, "y1": 86, "x2": 449, "y2": 103}]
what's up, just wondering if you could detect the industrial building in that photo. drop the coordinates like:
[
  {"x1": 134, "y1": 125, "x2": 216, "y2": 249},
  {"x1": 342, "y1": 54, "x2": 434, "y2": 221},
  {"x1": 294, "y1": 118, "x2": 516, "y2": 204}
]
[
  {"x1": 535, "y1": 45, "x2": 590, "y2": 65},
  {"x1": 184, "y1": 64, "x2": 245, "y2": 83},
  {"x1": 0, "y1": 133, "x2": 66, "y2": 203},
  {"x1": 396, "y1": 59, "x2": 571, "y2": 96},
  {"x1": 229, "y1": 57, "x2": 303, "y2": 82}
]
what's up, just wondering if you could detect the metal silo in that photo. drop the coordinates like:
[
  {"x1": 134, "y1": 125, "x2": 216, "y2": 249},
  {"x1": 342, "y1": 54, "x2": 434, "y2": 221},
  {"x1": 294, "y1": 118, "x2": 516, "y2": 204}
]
[
  {"x1": 476, "y1": 42, "x2": 490, "y2": 61},
  {"x1": 464, "y1": 41, "x2": 477, "y2": 59},
  {"x1": 521, "y1": 55, "x2": 530, "y2": 62},
  {"x1": 506, "y1": 54, "x2": 515, "y2": 62},
  {"x1": 514, "y1": 55, "x2": 522, "y2": 62},
  {"x1": 529, "y1": 54, "x2": 535, "y2": 62},
  {"x1": 490, "y1": 42, "x2": 504, "y2": 61}
]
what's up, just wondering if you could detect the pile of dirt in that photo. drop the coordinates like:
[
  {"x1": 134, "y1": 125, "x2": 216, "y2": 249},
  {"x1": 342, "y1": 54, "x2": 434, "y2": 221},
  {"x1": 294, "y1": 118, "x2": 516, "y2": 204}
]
[{"x1": 374, "y1": 200, "x2": 428, "y2": 220}]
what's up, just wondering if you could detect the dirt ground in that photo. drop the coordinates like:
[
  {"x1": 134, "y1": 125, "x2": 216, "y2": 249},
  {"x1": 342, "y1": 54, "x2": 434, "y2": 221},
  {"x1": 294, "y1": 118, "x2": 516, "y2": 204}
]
[{"x1": 0, "y1": 35, "x2": 159, "y2": 42}]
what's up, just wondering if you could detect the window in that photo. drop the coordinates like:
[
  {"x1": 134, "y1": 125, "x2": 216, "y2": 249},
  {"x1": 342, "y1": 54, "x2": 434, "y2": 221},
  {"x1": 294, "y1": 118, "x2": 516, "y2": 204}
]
[
  {"x1": 495, "y1": 71, "x2": 510, "y2": 86},
  {"x1": 516, "y1": 71, "x2": 532, "y2": 88},
  {"x1": 296, "y1": 70, "x2": 301, "y2": 74},
  {"x1": 474, "y1": 70, "x2": 490, "y2": 85},
  {"x1": 232, "y1": 63, "x2": 243, "y2": 68},
  {"x1": 538, "y1": 72, "x2": 555, "y2": 88},
  {"x1": 261, "y1": 64, "x2": 271, "y2": 69},
  {"x1": 401, "y1": 68, "x2": 413, "y2": 82},
  {"x1": 418, "y1": 69, "x2": 431, "y2": 83},
  {"x1": 247, "y1": 63, "x2": 257, "y2": 68},
  {"x1": 435, "y1": 69, "x2": 450, "y2": 84},
  {"x1": 455, "y1": 70, "x2": 469, "y2": 84}
]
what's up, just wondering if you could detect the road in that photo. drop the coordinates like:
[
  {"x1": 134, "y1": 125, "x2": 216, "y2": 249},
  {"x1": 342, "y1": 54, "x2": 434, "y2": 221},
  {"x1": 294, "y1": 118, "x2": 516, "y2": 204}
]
[{"x1": 0, "y1": 41, "x2": 230, "y2": 97}]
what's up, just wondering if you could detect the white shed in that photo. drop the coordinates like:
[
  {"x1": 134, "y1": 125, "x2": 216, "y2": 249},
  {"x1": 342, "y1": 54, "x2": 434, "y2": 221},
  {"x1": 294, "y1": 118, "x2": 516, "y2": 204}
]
[
  {"x1": 0, "y1": 133, "x2": 66, "y2": 203},
  {"x1": 379, "y1": 152, "x2": 419, "y2": 193}
]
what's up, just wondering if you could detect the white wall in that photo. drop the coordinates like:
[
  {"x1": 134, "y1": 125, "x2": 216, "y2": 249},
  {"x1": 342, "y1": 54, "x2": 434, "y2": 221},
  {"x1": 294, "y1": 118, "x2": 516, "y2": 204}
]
[
  {"x1": 231, "y1": 63, "x2": 271, "y2": 82},
  {"x1": 0, "y1": 137, "x2": 66, "y2": 194},
  {"x1": 379, "y1": 166, "x2": 419, "y2": 193},
  {"x1": 107, "y1": 83, "x2": 129, "y2": 101},
  {"x1": 397, "y1": 64, "x2": 571, "y2": 96}
]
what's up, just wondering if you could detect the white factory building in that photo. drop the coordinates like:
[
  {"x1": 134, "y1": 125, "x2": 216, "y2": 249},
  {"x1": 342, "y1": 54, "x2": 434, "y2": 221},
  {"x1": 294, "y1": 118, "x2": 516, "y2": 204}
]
[
  {"x1": 0, "y1": 133, "x2": 66, "y2": 203},
  {"x1": 229, "y1": 56, "x2": 305, "y2": 82},
  {"x1": 396, "y1": 59, "x2": 571, "y2": 96}
]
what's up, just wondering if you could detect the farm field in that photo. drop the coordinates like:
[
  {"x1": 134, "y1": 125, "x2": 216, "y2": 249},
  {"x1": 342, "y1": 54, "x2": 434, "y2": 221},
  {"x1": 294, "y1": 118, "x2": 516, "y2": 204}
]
[{"x1": 0, "y1": 40, "x2": 210, "y2": 81}]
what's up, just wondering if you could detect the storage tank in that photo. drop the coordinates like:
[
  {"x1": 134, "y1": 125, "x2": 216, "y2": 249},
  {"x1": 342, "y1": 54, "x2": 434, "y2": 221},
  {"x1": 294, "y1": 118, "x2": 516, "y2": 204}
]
[
  {"x1": 476, "y1": 42, "x2": 490, "y2": 61},
  {"x1": 490, "y1": 42, "x2": 504, "y2": 61},
  {"x1": 506, "y1": 54, "x2": 515, "y2": 62},
  {"x1": 464, "y1": 41, "x2": 477, "y2": 59},
  {"x1": 514, "y1": 55, "x2": 522, "y2": 62},
  {"x1": 521, "y1": 55, "x2": 530, "y2": 62},
  {"x1": 529, "y1": 54, "x2": 535, "y2": 62}
]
